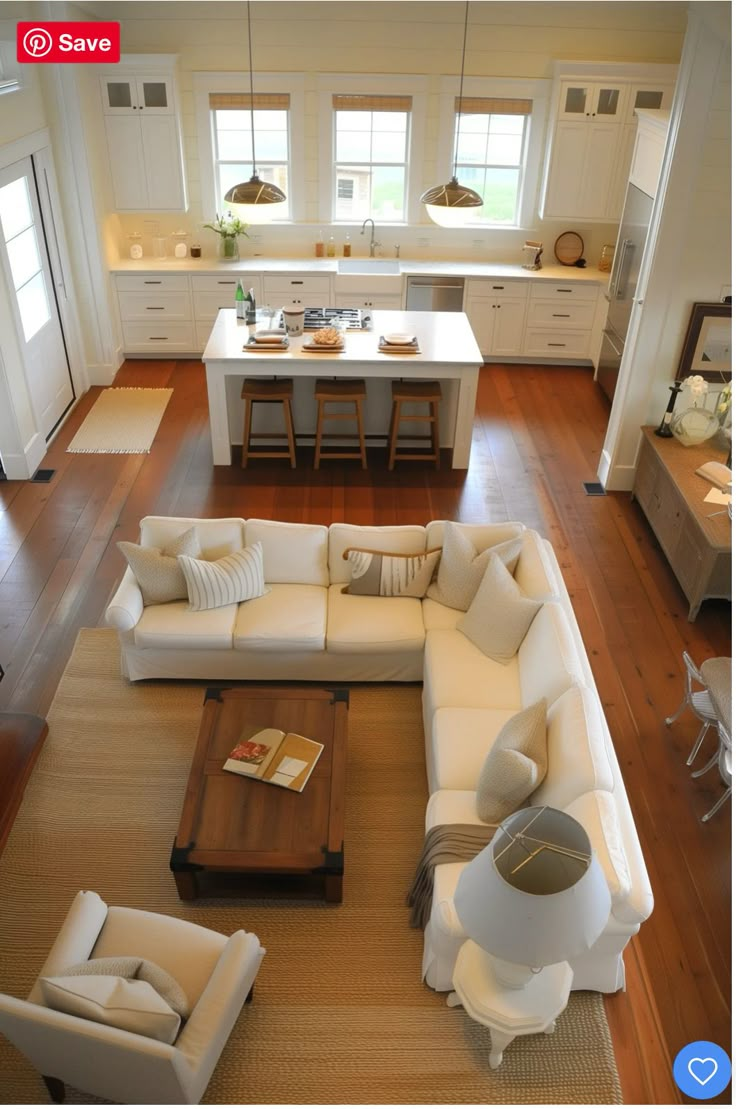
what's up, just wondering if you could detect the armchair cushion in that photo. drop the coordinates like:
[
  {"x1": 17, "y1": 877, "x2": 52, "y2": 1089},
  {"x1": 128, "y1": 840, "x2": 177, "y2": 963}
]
[
  {"x1": 39, "y1": 975, "x2": 181, "y2": 1044},
  {"x1": 59, "y1": 956, "x2": 189, "y2": 1018}
]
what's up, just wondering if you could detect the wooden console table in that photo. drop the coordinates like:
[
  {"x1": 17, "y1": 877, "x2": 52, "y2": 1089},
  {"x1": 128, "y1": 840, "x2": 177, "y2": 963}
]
[{"x1": 632, "y1": 427, "x2": 731, "y2": 620}]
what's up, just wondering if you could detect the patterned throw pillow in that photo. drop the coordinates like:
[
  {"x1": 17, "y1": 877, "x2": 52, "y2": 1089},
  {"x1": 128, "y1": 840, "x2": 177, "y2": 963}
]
[
  {"x1": 426, "y1": 523, "x2": 522, "y2": 611},
  {"x1": 117, "y1": 527, "x2": 200, "y2": 605},
  {"x1": 178, "y1": 541, "x2": 267, "y2": 611},
  {"x1": 476, "y1": 699, "x2": 548, "y2": 823},
  {"x1": 342, "y1": 547, "x2": 441, "y2": 598},
  {"x1": 458, "y1": 552, "x2": 542, "y2": 663}
]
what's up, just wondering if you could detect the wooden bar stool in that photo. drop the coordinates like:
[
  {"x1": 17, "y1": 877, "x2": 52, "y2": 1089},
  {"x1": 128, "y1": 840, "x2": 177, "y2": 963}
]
[
  {"x1": 313, "y1": 379, "x2": 367, "y2": 469},
  {"x1": 241, "y1": 378, "x2": 297, "y2": 468},
  {"x1": 388, "y1": 379, "x2": 441, "y2": 470}
]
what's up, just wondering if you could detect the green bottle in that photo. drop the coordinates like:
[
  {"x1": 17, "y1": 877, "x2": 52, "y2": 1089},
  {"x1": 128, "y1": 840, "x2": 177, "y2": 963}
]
[
  {"x1": 245, "y1": 287, "x2": 256, "y2": 323},
  {"x1": 235, "y1": 281, "x2": 246, "y2": 320}
]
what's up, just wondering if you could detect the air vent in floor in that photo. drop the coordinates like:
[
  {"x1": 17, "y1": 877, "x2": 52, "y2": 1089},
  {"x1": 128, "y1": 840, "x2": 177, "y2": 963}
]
[
  {"x1": 582, "y1": 481, "x2": 606, "y2": 496},
  {"x1": 31, "y1": 469, "x2": 56, "y2": 483}
]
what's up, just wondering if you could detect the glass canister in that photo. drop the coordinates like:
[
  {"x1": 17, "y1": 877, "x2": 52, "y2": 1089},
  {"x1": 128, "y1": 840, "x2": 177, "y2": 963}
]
[
  {"x1": 598, "y1": 244, "x2": 615, "y2": 272},
  {"x1": 127, "y1": 233, "x2": 143, "y2": 260},
  {"x1": 171, "y1": 230, "x2": 189, "y2": 258}
]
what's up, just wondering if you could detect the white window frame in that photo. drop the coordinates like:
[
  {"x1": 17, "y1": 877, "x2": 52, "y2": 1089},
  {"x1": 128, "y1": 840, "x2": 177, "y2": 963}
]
[
  {"x1": 194, "y1": 71, "x2": 305, "y2": 222},
  {"x1": 434, "y1": 76, "x2": 549, "y2": 230},
  {"x1": 0, "y1": 42, "x2": 22, "y2": 96},
  {"x1": 317, "y1": 74, "x2": 428, "y2": 225}
]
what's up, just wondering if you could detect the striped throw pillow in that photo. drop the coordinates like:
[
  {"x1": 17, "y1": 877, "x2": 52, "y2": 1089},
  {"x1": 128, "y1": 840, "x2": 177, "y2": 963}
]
[
  {"x1": 178, "y1": 542, "x2": 267, "y2": 611},
  {"x1": 343, "y1": 547, "x2": 441, "y2": 598}
]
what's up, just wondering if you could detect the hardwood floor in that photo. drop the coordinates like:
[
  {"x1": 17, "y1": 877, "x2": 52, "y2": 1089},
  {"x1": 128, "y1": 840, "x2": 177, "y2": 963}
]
[{"x1": 0, "y1": 358, "x2": 730, "y2": 1103}]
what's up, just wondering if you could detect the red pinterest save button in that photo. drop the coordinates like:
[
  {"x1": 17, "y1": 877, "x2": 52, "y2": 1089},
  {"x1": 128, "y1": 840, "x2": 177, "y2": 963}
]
[{"x1": 17, "y1": 22, "x2": 120, "y2": 63}]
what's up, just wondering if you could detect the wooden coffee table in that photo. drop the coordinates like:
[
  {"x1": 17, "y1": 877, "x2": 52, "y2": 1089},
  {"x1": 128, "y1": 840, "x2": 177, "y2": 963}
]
[{"x1": 170, "y1": 686, "x2": 348, "y2": 901}]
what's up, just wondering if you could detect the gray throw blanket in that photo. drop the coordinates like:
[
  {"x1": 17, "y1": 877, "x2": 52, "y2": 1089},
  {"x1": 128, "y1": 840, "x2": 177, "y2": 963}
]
[{"x1": 407, "y1": 823, "x2": 497, "y2": 929}]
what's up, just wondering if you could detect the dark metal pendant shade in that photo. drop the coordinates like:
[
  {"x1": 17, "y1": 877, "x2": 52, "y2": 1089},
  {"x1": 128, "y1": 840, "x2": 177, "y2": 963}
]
[{"x1": 224, "y1": 174, "x2": 287, "y2": 209}]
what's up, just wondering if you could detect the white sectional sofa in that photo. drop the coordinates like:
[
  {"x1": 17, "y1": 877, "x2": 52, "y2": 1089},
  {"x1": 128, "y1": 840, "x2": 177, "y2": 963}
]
[{"x1": 106, "y1": 516, "x2": 653, "y2": 994}]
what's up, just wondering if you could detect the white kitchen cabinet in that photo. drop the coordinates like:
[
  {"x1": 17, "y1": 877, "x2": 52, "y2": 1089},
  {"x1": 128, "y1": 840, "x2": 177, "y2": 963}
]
[
  {"x1": 262, "y1": 274, "x2": 332, "y2": 307},
  {"x1": 99, "y1": 71, "x2": 188, "y2": 212},
  {"x1": 465, "y1": 280, "x2": 528, "y2": 359},
  {"x1": 522, "y1": 282, "x2": 600, "y2": 360},
  {"x1": 334, "y1": 293, "x2": 403, "y2": 311},
  {"x1": 115, "y1": 273, "x2": 196, "y2": 355},
  {"x1": 192, "y1": 274, "x2": 263, "y2": 350},
  {"x1": 628, "y1": 109, "x2": 670, "y2": 199},
  {"x1": 541, "y1": 66, "x2": 676, "y2": 222}
]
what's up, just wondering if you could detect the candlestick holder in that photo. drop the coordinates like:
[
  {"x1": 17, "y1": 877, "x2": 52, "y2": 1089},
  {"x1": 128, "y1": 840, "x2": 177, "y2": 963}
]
[{"x1": 655, "y1": 381, "x2": 683, "y2": 437}]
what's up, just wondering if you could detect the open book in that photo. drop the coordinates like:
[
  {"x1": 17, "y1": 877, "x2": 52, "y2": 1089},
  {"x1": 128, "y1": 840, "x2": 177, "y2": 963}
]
[{"x1": 223, "y1": 727, "x2": 323, "y2": 792}]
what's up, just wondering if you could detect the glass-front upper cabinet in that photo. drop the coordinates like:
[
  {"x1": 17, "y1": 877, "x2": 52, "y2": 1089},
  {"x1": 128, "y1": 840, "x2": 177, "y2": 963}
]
[
  {"x1": 623, "y1": 83, "x2": 674, "y2": 121},
  {"x1": 100, "y1": 77, "x2": 173, "y2": 115},
  {"x1": 558, "y1": 82, "x2": 627, "y2": 122}
]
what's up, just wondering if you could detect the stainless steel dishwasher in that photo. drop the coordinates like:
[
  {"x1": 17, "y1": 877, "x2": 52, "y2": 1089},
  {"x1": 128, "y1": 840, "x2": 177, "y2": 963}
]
[{"x1": 406, "y1": 276, "x2": 465, "y2": 312}]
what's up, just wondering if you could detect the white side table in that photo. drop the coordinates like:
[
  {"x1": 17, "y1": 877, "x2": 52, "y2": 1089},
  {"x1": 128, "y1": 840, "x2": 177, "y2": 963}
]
[{"x1": 447, "y1": 940, "x2": 574, "y2": 1069}]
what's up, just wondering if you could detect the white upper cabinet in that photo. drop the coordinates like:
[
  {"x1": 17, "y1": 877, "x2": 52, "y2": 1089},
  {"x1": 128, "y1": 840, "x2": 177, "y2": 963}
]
[
  {"x1": 540, "y1": 65, "x2": 676, "y2": 223},
  {"x1": 99, "y1": 66, "x2": 187, "y2": 212}
]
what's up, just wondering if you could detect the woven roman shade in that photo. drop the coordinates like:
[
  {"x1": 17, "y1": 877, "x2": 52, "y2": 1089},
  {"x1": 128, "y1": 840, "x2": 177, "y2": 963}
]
[
  {"x1": 333, "y1": 94, "x2": 412, "y2": 112},
  {"x1": 209, "y1": 93, "x2": 290, "y2": 110},
  {"x1": 455, "y1": 97, "x2": 532, "y2": 115}
]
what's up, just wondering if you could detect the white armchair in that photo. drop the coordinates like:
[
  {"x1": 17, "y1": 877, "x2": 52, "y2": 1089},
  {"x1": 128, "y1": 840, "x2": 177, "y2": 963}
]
[{"x1": 0, "y1": 891, "x2": 265, "y2": 1104}]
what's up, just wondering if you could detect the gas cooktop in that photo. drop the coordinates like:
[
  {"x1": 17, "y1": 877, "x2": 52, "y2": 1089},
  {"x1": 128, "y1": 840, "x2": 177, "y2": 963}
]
[{"x1": 278, "y1": 307, "x2": 373, "y2": 331}]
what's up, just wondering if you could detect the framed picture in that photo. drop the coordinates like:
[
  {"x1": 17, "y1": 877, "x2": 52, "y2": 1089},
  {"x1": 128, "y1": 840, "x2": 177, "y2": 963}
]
[{"x1": 675, "y1": 301, "x2": 732, "y2": 383}]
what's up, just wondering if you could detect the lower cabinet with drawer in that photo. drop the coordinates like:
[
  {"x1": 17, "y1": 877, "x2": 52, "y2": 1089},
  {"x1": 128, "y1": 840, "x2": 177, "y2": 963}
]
[
  {"x1": 262, "y1": 273, "x2": 331, "y2": 307},
  {"x1": 192, "y1": 274, "x2": 263, "y2": 350},
  {"x1": 632, "y1": 428, "x2": 732, "y2": 620},
  {"x1": 464, "y1": 279, "x2": 529, "y2": 358},
  {"x1": 522, "y1": 281, "x2": 600, "y2": 360},
  {"x1": 115, "y1": 273, "x2": 197, "y2": 356}
]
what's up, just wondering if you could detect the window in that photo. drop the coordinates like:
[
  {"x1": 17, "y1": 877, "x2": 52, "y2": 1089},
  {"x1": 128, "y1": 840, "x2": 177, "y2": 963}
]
[
  {"x1": 0, "y1": 42, "x2": 22, "y2": 96},
  {"x1": 332, "y1": 94, "x2": 411, "y2": 222},
  {"x1": 450, "y1": 97, "x2": 532, "y2": 225},
  {"x1": 209, "y1": 92, "x2": 290, "y2": 219}
]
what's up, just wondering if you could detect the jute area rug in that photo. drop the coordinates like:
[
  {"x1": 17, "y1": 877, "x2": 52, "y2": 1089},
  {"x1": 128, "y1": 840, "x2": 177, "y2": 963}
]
[
  {"x1": 66, "y1": 388, "x2": 173, "y2": 453},
  {"x1": 0, "y1": 629, "x2": 622, "y2": 1105}
]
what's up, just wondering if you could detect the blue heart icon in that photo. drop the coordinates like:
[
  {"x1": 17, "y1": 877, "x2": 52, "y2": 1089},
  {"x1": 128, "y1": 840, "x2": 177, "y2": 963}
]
[{"x1": 674, "y1": 1041, "x2": 731, "y2": 1100}]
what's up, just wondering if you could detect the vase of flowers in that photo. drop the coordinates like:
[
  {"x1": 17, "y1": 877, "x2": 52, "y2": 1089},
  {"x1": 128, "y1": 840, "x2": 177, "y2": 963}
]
[{"x1": 203, "y1": 214, "x2": 249, "y2": 262}]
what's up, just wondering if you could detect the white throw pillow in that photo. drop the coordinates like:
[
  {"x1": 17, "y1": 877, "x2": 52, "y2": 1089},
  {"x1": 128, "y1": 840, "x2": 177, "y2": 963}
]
[
  {"x1": 178, "y1": 541, "x2": 267, "y2": 612},
  {"x1": 427, "y1": 522, "x2": 522, "y2": 611},
  {"x1": 458, "y1": 553, "x2": 542, "y2": 664},
  {"x1": 117, "y1": 526, "x2": 200, "y2": 605},
  {"x1": 475, "y1": 699, "x2": 548, "y2": 822},
  {"x1": 39, "y1": 975, "x2": 181, "y2": 1044},
  {"x1": 342, "y1": 547, "x2": 441, "y2": 597},
  {"x1": 60, "y1": 956, "x2": 189, "y2": 1018}
]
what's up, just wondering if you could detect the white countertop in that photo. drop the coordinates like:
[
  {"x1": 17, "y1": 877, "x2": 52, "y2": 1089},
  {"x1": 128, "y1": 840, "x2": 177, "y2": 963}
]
[
  {"x1": 203, "y1": 309, "x2": 482, "y2": 365},
  {"x1": 110, "y1": 256, "x2": 607, "y2": 284}
]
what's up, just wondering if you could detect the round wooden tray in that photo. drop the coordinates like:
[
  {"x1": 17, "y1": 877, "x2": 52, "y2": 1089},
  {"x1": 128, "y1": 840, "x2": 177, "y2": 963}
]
[{"x1": 554, "y1": 231, "x2": 585, "y2": 266}]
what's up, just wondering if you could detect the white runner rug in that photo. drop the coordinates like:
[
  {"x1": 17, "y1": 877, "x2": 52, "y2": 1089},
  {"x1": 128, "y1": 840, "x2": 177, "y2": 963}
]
[{"x1": 66, "y1": 387, "x2": 173, "y2": 454}]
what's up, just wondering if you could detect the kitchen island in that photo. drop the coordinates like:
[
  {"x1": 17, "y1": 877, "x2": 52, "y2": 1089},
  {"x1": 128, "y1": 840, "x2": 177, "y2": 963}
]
[{"x1": 203, "y1": 309, "x2": 483, "y2": 469}]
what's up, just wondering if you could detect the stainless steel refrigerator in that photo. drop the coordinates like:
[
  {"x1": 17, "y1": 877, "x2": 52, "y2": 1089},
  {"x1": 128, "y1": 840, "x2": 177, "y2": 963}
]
[{"x1": 598, "y1": 183, "x2": 654, "y2": 402}]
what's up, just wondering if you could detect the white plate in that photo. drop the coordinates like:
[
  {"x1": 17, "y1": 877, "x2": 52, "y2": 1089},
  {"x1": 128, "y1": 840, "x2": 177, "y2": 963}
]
[
  {"x1": 383, "y1": 332, "x2": 415, "y2": 345},
  {"x1": 253, "y1": 329, "x2": 287, "y2": 343}
]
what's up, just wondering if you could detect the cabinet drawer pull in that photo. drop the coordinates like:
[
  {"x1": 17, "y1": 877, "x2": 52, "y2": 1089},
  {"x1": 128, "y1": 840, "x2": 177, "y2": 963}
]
[
  {"x1": 552, "y1": 313, "x2": 571, "y2": 318},
  {"x1": 492, "y1": 285, "x2": 505, "y2": 289},
  {"x1": 144, "y1": 280, "x2": 162, "y2": 284},
  {"x1": 290, "y1": 280, "x2": 304, "y2": 285},
  {"x1": 217, "y1": 280, "x2": 236, "y2": 285},
  {"x1": 149, "y1": 336, "x2": 169, "y2": 341},
  {"x1": 547, "y1": 342, "x2": 566, "y2": 347},
  {"x1": 146, "y1": 306, "x2": 165, "y2": 310},
  {"x1": 555, "y1": 288, "x2": 573, "y2": 293}
]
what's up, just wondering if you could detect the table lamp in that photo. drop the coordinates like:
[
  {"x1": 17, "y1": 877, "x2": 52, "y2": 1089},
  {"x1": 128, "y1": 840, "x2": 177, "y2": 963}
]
[{"x1": 454, "y1": 806, "x2": 611, "y2": 989}]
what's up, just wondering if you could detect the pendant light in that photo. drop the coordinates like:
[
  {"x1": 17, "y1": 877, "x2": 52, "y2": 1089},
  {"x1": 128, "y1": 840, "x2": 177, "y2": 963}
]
[
  {"x1": 224, "y1": 0, "x2": 287, "y2": 223},
  {"x1": 421, "y1": 0, "x2": 483, "y2": 227}
]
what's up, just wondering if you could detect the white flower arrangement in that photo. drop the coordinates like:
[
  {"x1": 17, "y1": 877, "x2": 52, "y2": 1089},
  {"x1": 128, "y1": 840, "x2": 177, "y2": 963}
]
[{"x1": 681, "y1": 374, "x2": 710, "y2": 407}]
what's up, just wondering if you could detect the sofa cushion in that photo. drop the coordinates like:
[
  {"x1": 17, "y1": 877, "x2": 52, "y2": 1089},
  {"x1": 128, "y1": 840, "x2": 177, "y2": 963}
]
[
  {"x1": 531, "y1": 685, "x2": 615, "y2": 811},
  {"x1": 426, "y1": 789, "x2": 487, "y2": 831},
  {"x1": 514, "y1": 530, "x2": 562, "y2": 601},
  {"x1": 39, "y1": 975, "x2": 181, "y2": 1044},
  {"x1": 117, "y1": 527, "x2": 200, "y2": 606},
  {"x1": 430, "y1": 707, "x2": 519, "y2": 792},
  {"x1": 458, "y1": 554, "x2": 542, "y2": 663},
  {"x1": 518, "y1": 603, "x2": 585, "y2": 708},
  {"x1": 476, "y1": 699, "x2": 548, "y2": 822},
  {"x1": 427, "y1": 523, "x2": 522, "y2": 611},
  {"x1": 564, "y1": 790, "x2": 632, "y2": 908},
  {"x1": 422, "y1": 597, "x2": 463, "y2": 631},
  {"x1": 179, "y1": 542, "x2": 267, "y2": 612},
  {"x1": 343, "y1": 547, "x2": 441, "y2": 597},
  {"x1": 134, "y1": 601, "x2": 237, "y2": 649},
  {"x1": 244, "y1": 519, "x2": 329, "y2": 586},
  {"x1": 233, "y1": 584, "x2": 327, "y2": 652},
  {"x1": 423, "y1": 629, "x2": 521, "y2": 714},
  {"x1": 328, "y1": 524, "x2": 427, "y2": 584},
  {"x1": 326, "y1": 584, "x2": 425, "y2": 654},
  {"x1": 140, "y1": 516, "x2": 245, "y2": 560}
]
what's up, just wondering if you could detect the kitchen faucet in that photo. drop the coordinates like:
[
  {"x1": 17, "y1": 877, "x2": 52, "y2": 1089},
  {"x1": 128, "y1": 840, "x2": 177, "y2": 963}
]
[{"x1": 361, "y1": 218, "x2": 380, "y2": 258}]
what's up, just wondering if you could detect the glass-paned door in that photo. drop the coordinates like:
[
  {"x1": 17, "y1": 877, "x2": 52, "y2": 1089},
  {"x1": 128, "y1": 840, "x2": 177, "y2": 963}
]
[{"x1": 0, "y1": 158, "x2": 74, "y2": 439}]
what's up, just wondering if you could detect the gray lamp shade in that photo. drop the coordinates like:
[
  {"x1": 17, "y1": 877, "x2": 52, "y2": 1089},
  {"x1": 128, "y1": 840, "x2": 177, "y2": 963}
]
[{"x1": 455, "y1": 806, "x2": 611, "y2": 968}]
